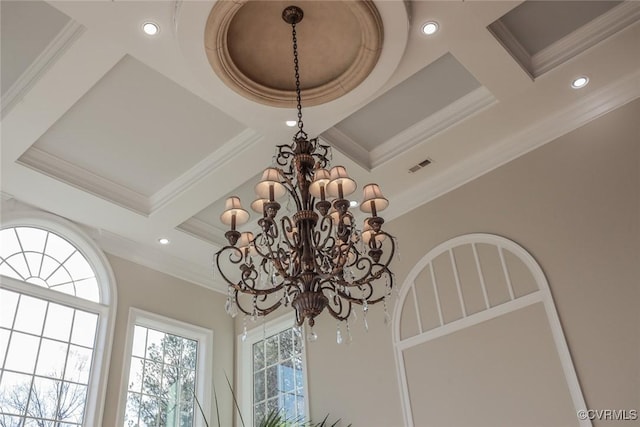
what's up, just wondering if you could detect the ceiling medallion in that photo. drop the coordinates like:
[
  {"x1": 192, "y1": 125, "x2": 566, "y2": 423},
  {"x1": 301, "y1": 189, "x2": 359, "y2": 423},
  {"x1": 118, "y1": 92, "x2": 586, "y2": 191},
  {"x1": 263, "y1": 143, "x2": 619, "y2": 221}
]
[
  {"x1": 215, "y1": 6, "x2": 396, "y2": 341},
  {"x1": 205, "y1": 1, "x2": 383, "y2": 107}
]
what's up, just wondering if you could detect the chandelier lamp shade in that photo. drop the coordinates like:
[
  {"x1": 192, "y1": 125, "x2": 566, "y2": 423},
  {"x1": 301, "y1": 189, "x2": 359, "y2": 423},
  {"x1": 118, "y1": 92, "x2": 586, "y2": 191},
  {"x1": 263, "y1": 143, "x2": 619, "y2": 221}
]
[{"x1": 215, "y1": 5, "x2": 396, "y2": 337}]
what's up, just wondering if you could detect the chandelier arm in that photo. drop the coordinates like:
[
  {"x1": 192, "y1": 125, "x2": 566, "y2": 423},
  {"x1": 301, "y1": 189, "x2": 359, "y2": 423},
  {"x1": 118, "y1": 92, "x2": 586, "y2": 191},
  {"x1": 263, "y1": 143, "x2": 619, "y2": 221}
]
[{"x1": 324, "y1": 295, "x2": 352, "y2": 322}]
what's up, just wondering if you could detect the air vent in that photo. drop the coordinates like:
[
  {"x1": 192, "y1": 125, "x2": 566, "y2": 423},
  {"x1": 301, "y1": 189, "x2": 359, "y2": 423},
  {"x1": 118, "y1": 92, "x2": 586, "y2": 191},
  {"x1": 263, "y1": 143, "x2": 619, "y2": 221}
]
[{"x1": 408, "y1": 158, "x2": 432, "y2": 173}]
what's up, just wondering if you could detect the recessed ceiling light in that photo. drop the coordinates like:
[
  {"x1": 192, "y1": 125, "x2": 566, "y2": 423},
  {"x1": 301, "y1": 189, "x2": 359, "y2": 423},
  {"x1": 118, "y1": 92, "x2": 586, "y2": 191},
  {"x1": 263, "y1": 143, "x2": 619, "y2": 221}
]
[
  {"x1": 349, "y1": 200, "x2": 359, "y2": 208},
  {"x1": 421, "y1": 21, "x2": 439, "y2": 36},
  {"x1": 286, "y1": 120, "x2": 297, "y2": 127},
  {"x1": 142, "y1": 22, "x2": 159, "y2": 36},
  {"x1": 158, "y1": 238, "x2": 170, "y2": 245},
  {"x1": 571, "y1": 76, "x2": 589, "y2": 89}
]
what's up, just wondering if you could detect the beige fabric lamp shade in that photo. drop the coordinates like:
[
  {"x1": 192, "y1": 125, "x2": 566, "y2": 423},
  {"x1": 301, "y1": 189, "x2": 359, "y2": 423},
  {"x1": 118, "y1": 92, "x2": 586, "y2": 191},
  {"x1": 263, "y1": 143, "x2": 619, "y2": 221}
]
[
  {"x1": 309, "y1": 168, "x2": 331, "y2": 199},
  {"x1": 220, "y1": 196, "x2": 250, "y2": 227},
  {"x1": 360, "y1": 183, "x2": 389, "y2": 215},
  {"x1": 326, "y1": 166, "x2": 357, "y2": 198},
  {"x1": 251, "y1": 198, "x2": 268, "y2": 214},
  {"x1": 255, "y1": 168, "x2": 286, "y2": 201},
  {"x1": 237, "y1": 232, "x2": 256, "y2": 255}
]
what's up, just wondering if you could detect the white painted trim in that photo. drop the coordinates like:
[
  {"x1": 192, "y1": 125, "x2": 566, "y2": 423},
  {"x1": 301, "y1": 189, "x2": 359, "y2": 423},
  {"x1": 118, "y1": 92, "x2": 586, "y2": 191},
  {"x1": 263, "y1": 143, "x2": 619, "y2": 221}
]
[
  {"x1": 392, "y1": 233, "x2": 591, "y2": 427},
  {"x1": 149, "y1": 129, "x2": 263, "y2": 213},
  {"x1": 532, "y1": 1, "x2": 640, "y2": 77},
  {"x1": 116, "y1": 308, "x2": 214, "y2": 427},
  {"x1": 177, "y1": 217, "x2": 229, "y2": 247},
  {"x1": 91, "y1": 227, "x2": 224, "y2": 293},
  {"x1": 237, "y1": 312, "x2": 310, "y2": 427},
  {"x1": 384, "y1": 68, "x2": 640, "y2": 223},
  {"x1": 320, "y1": 128, "x2": 372, "y2": 171},
  {"x1": 370, "y1": 86, "x2": 496, "y2": 168},
  {"x1": 321, "y1": 87, "x2": 495, "y2": 171},
  {"x1": 18, "y1": 147, "x2": 150, "y2": 215},
  {"x1": 0, "y1": 210, "x2": 117, "y2": 427},
  {"x1": 487, "y1": 20, "x2": 533, "y2": 78},
  {"x1": 1, "y1": 21, "x2": 85, "y2": 117}
]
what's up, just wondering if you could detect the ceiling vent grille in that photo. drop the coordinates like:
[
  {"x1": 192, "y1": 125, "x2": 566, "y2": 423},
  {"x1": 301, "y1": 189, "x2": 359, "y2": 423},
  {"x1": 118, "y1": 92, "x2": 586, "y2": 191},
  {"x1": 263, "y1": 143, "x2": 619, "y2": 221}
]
[{"x1": 408, "y1": 158, "x2": 432, "y2": 173}]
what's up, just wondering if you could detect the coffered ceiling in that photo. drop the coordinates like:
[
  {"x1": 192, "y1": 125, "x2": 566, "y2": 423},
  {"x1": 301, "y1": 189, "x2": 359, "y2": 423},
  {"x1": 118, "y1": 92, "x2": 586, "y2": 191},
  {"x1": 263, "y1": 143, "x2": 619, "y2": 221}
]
[{"x1": 2, "y1": 0, "x2": 639, "y2": 293}]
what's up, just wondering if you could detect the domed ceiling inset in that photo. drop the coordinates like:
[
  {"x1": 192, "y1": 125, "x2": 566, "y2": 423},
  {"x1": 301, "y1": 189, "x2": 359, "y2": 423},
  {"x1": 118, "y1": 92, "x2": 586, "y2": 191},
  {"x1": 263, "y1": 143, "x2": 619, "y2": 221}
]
[{"x1": 205, "y1": 1, "x2": 383, "y2": 108}]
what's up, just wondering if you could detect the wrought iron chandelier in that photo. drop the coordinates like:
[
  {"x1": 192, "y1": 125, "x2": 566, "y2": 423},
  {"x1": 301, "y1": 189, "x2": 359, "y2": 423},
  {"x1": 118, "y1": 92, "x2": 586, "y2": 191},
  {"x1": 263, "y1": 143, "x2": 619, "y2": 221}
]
[{"x1": 215, "y1": 5, "x2": 396, "y2": 339}]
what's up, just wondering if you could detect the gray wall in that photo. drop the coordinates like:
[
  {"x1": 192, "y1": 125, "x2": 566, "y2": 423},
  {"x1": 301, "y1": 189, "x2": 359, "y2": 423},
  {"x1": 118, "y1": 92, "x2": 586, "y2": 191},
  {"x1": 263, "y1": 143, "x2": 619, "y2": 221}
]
[{"x1": 299, "y1": 98, "x2": 639, "y2": 426}]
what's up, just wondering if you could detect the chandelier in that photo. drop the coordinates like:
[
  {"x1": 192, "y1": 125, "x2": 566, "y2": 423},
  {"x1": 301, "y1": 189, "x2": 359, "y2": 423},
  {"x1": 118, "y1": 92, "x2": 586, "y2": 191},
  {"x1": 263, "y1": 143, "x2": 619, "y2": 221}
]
[{"x1": 215, "y1": 5, "x2": 396, "y2": 339}]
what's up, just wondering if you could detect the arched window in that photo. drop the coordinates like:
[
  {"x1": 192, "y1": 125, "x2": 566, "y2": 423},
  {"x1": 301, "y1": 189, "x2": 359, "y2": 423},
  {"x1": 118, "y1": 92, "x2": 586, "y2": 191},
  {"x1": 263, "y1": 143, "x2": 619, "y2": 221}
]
[{"x1": 0, "y1": 211, "x2": 116, "y2": 427}]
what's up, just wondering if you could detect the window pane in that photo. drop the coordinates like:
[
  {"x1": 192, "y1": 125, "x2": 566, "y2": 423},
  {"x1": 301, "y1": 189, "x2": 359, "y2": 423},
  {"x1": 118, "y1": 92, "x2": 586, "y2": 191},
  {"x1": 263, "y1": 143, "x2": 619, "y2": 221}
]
[
  {"x1": 142, "y1": 361, "x2": 162, "y2": 395},
  {"x1": 35, "y1": 338, "x2": 68, "y2": 379},
  {"x1": 29, "y1": 376, "x2": 59, "y2": 420},
  {"x1": 74, "y1": 277, "x2": 99, "y2": 303},
  {"x1": 163, "y1": 335, "x2": 183, "y2": 366},
  {"x1": 265, "y1": 335, "x2": 278, "y2": 366},
  {"x1": 64, "y1": 251, "x2": 94, "y2": 281},
  {"x1": 0, "y1": 371, "x2": 32, "y2": 415},
  {"x1": 13, "y1": 295, "x2": 46, "y2": 335},
  {"x1": 146, "y1": 329, "x2": 164, "y2": 361},
  {"x1": 132, "y1": 326, "x2": 147, "y2": 357},
  {"x1": 44, "y1": 233, "x2": 75, "y2": 264},
  {"x1": 0, "y1": 288, "x2": 19, "y2": 328},
  {"x1": 58, "y1": 382, "x2": 87, "y2": 423},
  {"x1": 128, "y1": 357, "x2": 144, "y2": 392},
  {"x1": 266, "y1": 365, "x2": 278, "y2": 399},
  {"x1": 16, "y1": 227, "x2": 47, "y2": 254},
  {"x1": 0, "y1": 228, "x2": 21, "y2": 259},
  {"x1": 5, "y1": 332, "x2": 39, "y2": 374},
  {"x1": 253, "y1": 341, "x2": 264, "y2": 371},
  {"x1": 43, "y1": 303, "x2": 74, "y2": 341},
  {"x1": 254, "y1": 370, "x2": 265, "y2": 403},
  {"x1": 279, "y1": 330, "x2": 293, "y2": 360},
  {"x1": 64, "y1": 345, "x2": 93, "y2": 384},
  {"x1": 0, "y1": 328, "x2": 10, "y2": 365},
  {"x1": 71, "y1": 310, "x2": 97, "y2": 347},
  {"x1": 3, "y1": 254, "x2": 29, "y2": 280},
  {"x1": 182, "y1": 339, "x2": 197, "y2": 370}
]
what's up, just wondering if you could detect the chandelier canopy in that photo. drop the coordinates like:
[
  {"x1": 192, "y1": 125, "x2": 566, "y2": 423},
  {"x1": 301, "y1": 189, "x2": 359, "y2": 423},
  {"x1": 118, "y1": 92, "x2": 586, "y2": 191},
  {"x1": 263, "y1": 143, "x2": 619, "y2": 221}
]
[{"x1": 215, "y1": 5, "x2": 396, "y2": 338}]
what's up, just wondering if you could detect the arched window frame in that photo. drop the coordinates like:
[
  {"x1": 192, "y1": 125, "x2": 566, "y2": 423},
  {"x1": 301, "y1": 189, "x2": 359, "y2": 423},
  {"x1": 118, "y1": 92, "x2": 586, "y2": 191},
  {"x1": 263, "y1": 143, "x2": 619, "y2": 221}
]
[
  {"x1": 0, "y1": 209, "x2": 117, "y2": 426},
  {"x1": 392, "y1": 233, "x2": 590, "y2": 427}
]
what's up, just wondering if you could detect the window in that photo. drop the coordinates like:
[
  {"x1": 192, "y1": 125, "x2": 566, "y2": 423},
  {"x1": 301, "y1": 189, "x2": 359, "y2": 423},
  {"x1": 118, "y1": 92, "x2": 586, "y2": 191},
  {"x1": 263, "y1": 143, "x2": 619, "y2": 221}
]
[
  {"x1": 238, "y1": 314, "x2": 308, "y2": 427},
  {"x1": 120, "y1": 309, "x2": 212, "y2": 427},
  {"x1": 0, "y1": 212, "x2": 116, "y2": 427}
]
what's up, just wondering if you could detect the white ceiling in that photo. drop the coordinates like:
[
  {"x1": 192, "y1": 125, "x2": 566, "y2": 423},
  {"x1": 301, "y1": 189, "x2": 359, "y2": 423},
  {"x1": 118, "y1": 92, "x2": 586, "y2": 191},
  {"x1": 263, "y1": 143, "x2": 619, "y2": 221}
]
[{"x1": 2, "y1": 0, "x2": 639, "y2": 293}]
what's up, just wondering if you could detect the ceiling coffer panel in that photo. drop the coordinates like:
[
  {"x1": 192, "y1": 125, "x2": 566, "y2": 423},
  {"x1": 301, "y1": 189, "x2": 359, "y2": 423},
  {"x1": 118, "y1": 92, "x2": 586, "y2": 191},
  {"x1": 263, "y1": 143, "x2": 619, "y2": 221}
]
[{"x1": 18, "y1": 55, "x2": 247, "y2": 214}]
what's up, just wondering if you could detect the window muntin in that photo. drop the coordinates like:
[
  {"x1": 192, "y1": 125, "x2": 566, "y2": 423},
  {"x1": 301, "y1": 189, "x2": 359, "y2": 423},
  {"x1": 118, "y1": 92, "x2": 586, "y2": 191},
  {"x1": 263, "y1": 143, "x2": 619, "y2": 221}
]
[
  {"x1": 251, "y1": 326, "x2": 305, "y2": 424},
  {"x1": 0, "y1": 288, "x2": 98, "y2": 426},
  {"x1": 124, "y1": 326, "x2": 198, "y2": 427},
  {"x1": 0, "y1": 227, "x2": 100, "y2": 303}
]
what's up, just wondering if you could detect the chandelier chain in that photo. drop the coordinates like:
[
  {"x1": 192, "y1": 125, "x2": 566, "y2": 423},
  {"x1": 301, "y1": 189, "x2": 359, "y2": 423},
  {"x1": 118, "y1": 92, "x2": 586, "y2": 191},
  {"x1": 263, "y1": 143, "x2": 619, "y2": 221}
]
[{"x1": 291, "y1": 22, "x2": 304, "y2": 135}]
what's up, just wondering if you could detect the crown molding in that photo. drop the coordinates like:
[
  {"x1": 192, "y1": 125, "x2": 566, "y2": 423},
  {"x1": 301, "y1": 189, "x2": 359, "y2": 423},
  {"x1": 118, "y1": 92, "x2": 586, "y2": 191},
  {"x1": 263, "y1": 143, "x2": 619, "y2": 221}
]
[
  {"x1": 489, "y1": 2, "x2": 640, "y2": 79},
  {"x1": 320, "y1": 127, "x2": 372, "y2": 171},
  {"x1": 385, "y1": 69, "x2": 640, "y2": 222},
  {"x1": 370, "y1": 86, "x2": 496, "y2": 168},
  {"x1": 1, "y1": 21, "x2": 85, "y2": 117},
  {"x1": 532, "y1": 1, "x2": 640, "y2": 77},
  {"x1": 18, "y1": 147, "x2": 150, "y2": 215},
  {"x1": 148, "y1": 129, "x2": 262, "y2": 212},
  {"x1": 91, "y1": 227, "x2": 227, "y2": 294},
  {"x1": 322, "y1": 86, "x2": 495, "y2": 170},
  {"x1": 177, "y1": 217, "x2": 228, "y2": 247}
]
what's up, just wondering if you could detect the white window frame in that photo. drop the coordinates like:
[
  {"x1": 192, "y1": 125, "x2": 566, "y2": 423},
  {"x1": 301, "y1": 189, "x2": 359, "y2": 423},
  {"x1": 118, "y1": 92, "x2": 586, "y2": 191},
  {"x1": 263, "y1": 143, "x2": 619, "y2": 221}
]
[
  {"x1": 117, "y1": 308, "x2": 213, "y2": 427},
  {"x1": 0, "y1": 210, "x2": 117, "y2": 427},
  {"x1": 237, "y1": 313, "x2": 310, "y2": 427}
]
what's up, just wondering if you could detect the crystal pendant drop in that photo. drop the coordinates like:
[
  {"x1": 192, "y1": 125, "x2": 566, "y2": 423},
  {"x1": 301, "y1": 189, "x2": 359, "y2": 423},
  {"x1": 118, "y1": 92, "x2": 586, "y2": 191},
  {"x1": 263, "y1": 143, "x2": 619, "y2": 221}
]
[
  {"x1": 363, "y1": 316, "x2": 369, "y2": 332},
  {"x1": 346, "y1": 321, "x2": 353, "y2": 344},
  {"x1": 362, "y1": 300, "x2": 369, "y2": 313},
  {"x1": 307, "y1": 327, "x2": 318, "y2": 342},
  {"x1": 336, "y1": 324, "x2": 343, "y2": 344}
]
